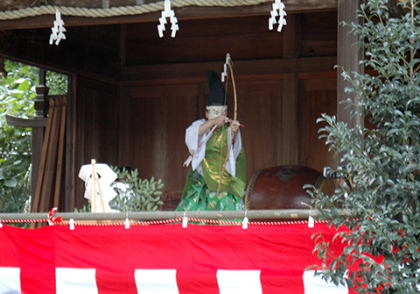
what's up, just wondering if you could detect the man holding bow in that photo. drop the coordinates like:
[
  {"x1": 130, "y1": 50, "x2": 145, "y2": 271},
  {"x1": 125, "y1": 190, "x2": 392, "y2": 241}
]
[{"x1": 176, "y1": 70, "x2": 246, "y2": 212}]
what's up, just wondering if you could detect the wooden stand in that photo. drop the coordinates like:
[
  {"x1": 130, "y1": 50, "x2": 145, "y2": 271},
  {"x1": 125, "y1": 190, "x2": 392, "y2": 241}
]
[{"x1": 89, "y1": 159, "x2": 105, "y2": 213}]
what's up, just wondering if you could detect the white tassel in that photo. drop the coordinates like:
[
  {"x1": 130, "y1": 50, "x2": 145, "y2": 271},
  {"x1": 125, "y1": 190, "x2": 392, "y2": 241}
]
[
  {"x1": 182, "y1": 216, "x2": 188, "y2": 228},
  {"x1": 125, "y1": 218, "x2": 130, "y2": 229},
  {"x1": 308, "y1": 215, "x2": 314, "y2": 228},
  {"x1": 242, "y1": 216, "x2": 249, "y2": 229},
  {"x1": 69, "y1": 219, "x2": 75, "y2": 230}
]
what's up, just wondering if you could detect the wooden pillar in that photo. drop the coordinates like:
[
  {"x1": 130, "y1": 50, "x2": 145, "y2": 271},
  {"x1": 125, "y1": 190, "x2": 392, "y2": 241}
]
[
  {"x1": 31, "y1": 70, "x2": 49, "y2": 199},
  {"x1": 64, "y1": 75, "x2": 75, "y2": 211},
  {"x1": 279, "y1": 14, "x2": 300, "y2": 165},
  {"x1": 337, "y1": 0, "x2": 364, "y2": 165},
  {"x1": 34, "y1": 70, "x2": 49, "y2": 118}
]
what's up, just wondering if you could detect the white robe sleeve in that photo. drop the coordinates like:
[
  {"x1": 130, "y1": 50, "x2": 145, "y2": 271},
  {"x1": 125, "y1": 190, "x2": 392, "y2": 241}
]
[
  {"x1": 185, "y1": 119, "x2": 242, "y2": 177},
  {"x1": 185, "y1": 119, "x2": 208, "y2": 175}
]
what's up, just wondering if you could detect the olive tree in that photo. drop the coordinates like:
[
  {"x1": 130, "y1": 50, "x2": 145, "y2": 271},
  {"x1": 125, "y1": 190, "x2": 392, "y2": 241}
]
[{"x1": 312, "y1": 0, "x2": 420, "y2": 292}]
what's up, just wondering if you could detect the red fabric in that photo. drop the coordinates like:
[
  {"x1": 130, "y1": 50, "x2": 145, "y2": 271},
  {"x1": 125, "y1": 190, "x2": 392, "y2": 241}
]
[{"x1": 0, "y1": 223, "x2": 350, "y2": 294}]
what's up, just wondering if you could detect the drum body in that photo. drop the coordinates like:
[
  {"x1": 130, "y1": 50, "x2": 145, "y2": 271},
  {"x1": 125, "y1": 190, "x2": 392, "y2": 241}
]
[{"x1": 245, "y1": 165, "x2": 336, "y2": 210}]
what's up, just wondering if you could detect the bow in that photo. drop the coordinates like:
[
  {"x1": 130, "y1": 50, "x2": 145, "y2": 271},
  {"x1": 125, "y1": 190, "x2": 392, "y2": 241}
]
[{"x1": 216, "y1": 53, "x2": 238, "y2": 198}]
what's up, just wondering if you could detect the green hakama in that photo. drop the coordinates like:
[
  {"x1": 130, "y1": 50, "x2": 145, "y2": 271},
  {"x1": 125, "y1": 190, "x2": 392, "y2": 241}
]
[{"x1": 177, "y1": 124, "x2": 246, "y2": 213}]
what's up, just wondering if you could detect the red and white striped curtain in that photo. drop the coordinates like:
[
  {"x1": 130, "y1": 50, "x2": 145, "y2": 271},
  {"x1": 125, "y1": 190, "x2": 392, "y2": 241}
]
[{"x1": 0, "y1": 223, "x2": 352, "y2": 294}]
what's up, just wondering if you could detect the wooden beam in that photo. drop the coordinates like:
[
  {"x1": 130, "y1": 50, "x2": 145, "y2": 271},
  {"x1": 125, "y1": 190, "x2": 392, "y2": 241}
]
[
  {"x1": 0, "y1": 27, "x2": 121, "y2": 84},
  {"x1": 0, "y1": 0, "x2": 336, "y2": 11},
  {"x1": 0, "y1": 0, "x2": 148, "y2": 11},
  {"x1": 121, "y1": 56, "x2": 336, "y2": 86},
  {"x1": 5, "y1": 114, "x2": 47, "y2": 128},
  {"x1": 0, "y1": 0, "x2": 337, "y2": 30},
  {"x1": 283, "y1": 14, "x2": 300, "y2": 59},
  {"x1": 337, "y1": 0, "x2": 363, "y2": 165},
  {"x1": 280, "y1": 13, "x2": 300, "y2": 165},
  {"x1": 53, "y1": 96, "x2": 67, "y2": 209},
  {"x1": 0, "y1": 52, "x2": 119, "y2": 85},
  {"x1": 39, "y1": 98, "x2": 62, "y2": 212},
  {"x1": 64, "y1": 74, "x2": 76, "y2": 212},
  {"x1": 118, "y1": 81, "x2": 131, "y2": 168},
  {"x1": 32, "y1": 99, "x2": 55, "y2": 214},
  {"x1": 31, "y1": 127, "x2": 44, "y2": 201},
  {"x1": 120, "y1": 24, "x2": 127, "y2": 66}
]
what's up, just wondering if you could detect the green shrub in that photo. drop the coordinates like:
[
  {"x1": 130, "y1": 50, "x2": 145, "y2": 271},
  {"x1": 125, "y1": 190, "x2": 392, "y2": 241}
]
[
  {"x1": 109, "y1": 166, "x2": 165, "y2": 212},
  {"x1": 311, "y1": 0, "x2": 420, "y2": 292}
]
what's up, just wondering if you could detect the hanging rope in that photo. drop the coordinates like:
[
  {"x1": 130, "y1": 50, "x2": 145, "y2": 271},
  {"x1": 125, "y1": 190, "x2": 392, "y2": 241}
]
[
  {"x1": 0, "y1": 0, "x2": 271, "y2": 21},
  {"x1": 0, "y1": 217, "x2": 328, "y2": 227}
]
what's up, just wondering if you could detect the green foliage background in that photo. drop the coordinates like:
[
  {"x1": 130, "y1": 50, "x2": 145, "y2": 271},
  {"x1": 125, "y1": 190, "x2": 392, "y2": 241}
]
[
  {"x1": 0, "y1": 60, "x2": 67, "y2": 213},
  {"x1": 109, "y1": 166, "x2": 165, "y2": 212},
  {"x1": 312, "y1": 0, "x2": 420, "y2": 292}
]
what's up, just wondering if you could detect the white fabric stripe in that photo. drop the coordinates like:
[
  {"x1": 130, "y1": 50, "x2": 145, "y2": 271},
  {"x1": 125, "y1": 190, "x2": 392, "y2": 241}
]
[
  {"x1": 56, "y1": 268, "x2": 98, "y2": 294},
  {"x1": 217, "y1": 270, "x2": 262, "y2": 294},
  {"x1": 134, "y1": 269, "x2": 179, "y2": 294},
  {"x1": 303, "y1": 270, "x2": 348, "y2": 294},
  {"x1": 0, "y1": 267, "x2": 21, "y2": 294}
]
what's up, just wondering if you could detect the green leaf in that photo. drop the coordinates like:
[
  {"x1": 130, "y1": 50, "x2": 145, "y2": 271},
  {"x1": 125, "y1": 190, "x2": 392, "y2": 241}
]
[
  {"x1": 17, "y1": 80, "x2": 31, "y2": 91},
  {"x1": 4, "y1": 177, "x2": 17, "y2": 187},
  {"x1": 345, "y1": 278, "x2": 354, "y2": 289}
]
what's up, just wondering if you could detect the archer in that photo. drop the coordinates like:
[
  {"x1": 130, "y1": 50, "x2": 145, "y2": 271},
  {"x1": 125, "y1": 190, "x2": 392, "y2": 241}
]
[{"x1": 176, "y1": 70, "x2": 246, "y2": 214}]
